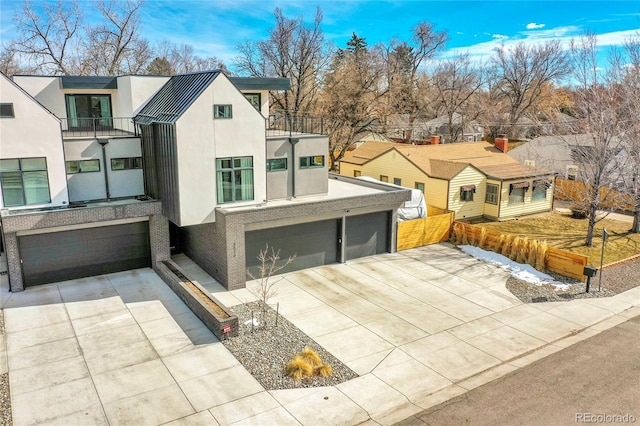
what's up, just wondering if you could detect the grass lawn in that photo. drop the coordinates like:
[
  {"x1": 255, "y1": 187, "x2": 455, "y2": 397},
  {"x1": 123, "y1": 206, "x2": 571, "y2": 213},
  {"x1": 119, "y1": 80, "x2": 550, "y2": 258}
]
[{"x1": 473, "y1": 211, "x2": 640, "y2": 265}]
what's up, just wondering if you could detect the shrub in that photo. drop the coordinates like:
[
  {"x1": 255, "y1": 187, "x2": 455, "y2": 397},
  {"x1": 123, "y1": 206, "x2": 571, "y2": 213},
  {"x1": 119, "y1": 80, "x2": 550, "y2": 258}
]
[
  {"x1": 315, "y1": 364, "x2": 333, "y2": 377},
  {"x1": 285, "y1": 347, "x2": 332, "y2": 381},
  {"x1": 478, "y1": 227, "x2": 488, "y2": 248},
  {"x1": 300, "y1": 347, "x2": 322, "y2": 367}
]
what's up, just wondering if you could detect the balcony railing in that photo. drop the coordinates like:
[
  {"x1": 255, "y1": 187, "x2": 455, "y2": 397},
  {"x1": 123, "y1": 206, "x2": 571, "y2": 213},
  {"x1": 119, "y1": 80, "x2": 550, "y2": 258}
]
[
  {"x1": 266, "y1": 113, "x2": 327, "y2": 137},
  {"x1": 61, "y1": 117, "x2": 137, "y2": 137}
]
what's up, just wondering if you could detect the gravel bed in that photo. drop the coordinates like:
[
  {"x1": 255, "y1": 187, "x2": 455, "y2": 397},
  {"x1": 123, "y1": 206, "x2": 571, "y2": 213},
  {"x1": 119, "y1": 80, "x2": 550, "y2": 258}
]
[
  {"x1": 506, "y1": 258, "x2": 640, "y2": 303},
  {"x1": 0, "y1": 310, "x2": 11, "y2": 426},
  {"x1": 222, "y1": 301, "x2": 358, "y2": 390}
]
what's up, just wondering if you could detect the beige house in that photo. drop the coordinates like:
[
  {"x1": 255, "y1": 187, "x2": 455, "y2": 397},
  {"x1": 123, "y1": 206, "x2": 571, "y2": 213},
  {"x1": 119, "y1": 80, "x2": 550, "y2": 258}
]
[{"x1": 339, "y1": 141, "x2": 556, "y2": 220}]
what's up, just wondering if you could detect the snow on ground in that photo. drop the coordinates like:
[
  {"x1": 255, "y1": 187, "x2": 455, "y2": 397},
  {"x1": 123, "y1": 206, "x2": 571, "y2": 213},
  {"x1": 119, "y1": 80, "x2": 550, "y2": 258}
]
[{"x1": 460, "y1": 245, "x2": 571, "y2": 290}]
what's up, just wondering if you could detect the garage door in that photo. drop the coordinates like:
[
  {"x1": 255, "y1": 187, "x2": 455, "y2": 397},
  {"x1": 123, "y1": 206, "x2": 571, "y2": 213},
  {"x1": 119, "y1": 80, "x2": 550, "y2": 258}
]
[
  {"x1": 19, "y1": 221, "x2": 151, "y2": 286},
  {"x1": 345, "y1": 211, "x2": 389, "y2": 260},
  {"x1": 245, "y1": 219, "x2": 339, "y2": 277}
]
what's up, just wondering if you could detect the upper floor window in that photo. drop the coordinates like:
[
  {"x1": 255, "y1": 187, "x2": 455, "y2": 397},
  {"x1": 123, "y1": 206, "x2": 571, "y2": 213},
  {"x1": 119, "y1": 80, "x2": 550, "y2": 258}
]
[
  {"x1": 460, "y1": 185, "x2": 476, "y2": 201},
  {"x1": 214, "y1": 104, "x2": 233, "y2": 119},
  {"x1": 267, "y1": 158, "x2": 287, "y2": 172},
  {"x1": 65, "y1": 94, "x2": 112, "y2": 130},
  {"x1": 393, "y1": 178, "x2": 401, "y2": 186},
  {"x1": 0, "y1": 103, "x2": 15, "y2": 118},
  {"x1": 216, "y1": 156, "x2": 253, "y2": 203},
  {"x1": 380, "y1": 175, "x2": 389, "y2": 183},
  {"x1": 66, "y1": 160, "x2": 100, "y2": 174},
  {"x1": 244, "y1": 93, "x2": 261, "y2": 111},
  {"x1": 111, "y1": 157, "x2": 142, "y2": 171},
  {"x1": 485, "y1": 183, "x2": 499, "y2": 205},
  {"x1": 415, "y1": 182, "x2": 425, "y2": 193},
  {"x1": 0, "y1": 157, "x2": 51, "y2": 207},
  {"x1": 300, "y1": 155, "x2": 324, "y2": 169},
  {"x1": 566, "y1": 165, "x2": 579, "y2": 181}
]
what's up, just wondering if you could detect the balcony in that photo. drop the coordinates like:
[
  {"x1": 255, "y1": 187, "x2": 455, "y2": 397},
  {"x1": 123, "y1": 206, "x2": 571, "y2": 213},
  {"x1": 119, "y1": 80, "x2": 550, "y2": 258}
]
[
  {"x1": 266, "y1": 113, "x2": 327, "y2": 138},
  {"x1": 61, "y1": 117, "x2": 137, "y2": 138}
]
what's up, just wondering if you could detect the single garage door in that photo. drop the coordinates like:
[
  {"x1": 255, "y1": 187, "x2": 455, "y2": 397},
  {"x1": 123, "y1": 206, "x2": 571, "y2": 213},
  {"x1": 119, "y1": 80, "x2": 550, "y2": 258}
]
[
  {"x1": 246, "y1": 219, "x2": 339, "y2": 277},
  {"x1": 19, "y1": 221, "x2": 151, "y2": 286},
  {"x1": 345, "y1": 211, "x2": 389, "y2": 260}
]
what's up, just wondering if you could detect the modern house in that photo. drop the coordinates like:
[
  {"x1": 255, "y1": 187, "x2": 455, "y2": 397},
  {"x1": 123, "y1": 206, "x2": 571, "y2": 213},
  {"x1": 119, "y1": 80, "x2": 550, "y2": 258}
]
[
  {"x1": 0, "y1": 71, "x2": 410, "y2": 292},
  {"x1": 339, "y1": 139, "x2": 556, "y2": 221}
]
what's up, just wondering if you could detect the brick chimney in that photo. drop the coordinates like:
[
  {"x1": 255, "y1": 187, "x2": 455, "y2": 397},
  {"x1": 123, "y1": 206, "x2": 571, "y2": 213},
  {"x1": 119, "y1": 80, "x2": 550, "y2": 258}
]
[
  {"x1": 495, "y1": 135, "x2": 508, "y2": 153},
  {"x1": 430, "y1": 135, "x2": 440, "y2": 145}
]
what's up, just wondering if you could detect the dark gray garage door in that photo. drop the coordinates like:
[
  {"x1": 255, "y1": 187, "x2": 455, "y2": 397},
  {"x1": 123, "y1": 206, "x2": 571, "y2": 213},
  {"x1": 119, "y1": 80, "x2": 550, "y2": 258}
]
[
  {"x1": 19, "y1": 221, "x2": 151, "y2": 286},
  {"x1": 245, "y1": 219, "x2": 339, "y2": 277},
  {"x1": 345, "y1": 211, "x2": 389, "y2": 260}
]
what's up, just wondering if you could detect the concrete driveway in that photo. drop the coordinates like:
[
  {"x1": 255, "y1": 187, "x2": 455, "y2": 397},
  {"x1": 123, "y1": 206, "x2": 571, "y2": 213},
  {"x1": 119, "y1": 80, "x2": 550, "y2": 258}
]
[{"x1": 1, "y1": 243, "x2": 639, "y2": 425}]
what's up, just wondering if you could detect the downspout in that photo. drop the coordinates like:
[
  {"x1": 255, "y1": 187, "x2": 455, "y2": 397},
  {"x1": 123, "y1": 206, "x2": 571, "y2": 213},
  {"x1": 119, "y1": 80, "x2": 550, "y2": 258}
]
[
  {"x1": 98, "y1": 138, "x2": 110, "y2": 200},
  {"x1": 289, "y1": 137, "x2": 299, "y2": 198}
]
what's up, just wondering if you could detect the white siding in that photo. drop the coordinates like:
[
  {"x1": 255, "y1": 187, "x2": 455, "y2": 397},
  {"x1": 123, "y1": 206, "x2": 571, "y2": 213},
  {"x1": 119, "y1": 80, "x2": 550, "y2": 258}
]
[
  {"x1": 498, "y1": 178, "x2": 554, "y2": 219},
  {"x1": 64, "y1": 140, "x2": 106, "y2": 202},
  {"x1": 1, "y1": 76, "x2": 68, "y2": 209},
  {"x1": 105, "y1": 138, "x2": 144, "y2": 198}
]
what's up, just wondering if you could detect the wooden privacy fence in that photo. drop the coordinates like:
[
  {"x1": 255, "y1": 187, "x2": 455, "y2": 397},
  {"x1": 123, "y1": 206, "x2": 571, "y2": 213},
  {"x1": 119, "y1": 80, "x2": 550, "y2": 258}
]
[
  {"x1": 397, "y1": 207, "x2": 455, "y2": 251},
  {"x1": 451, "y1": 221, "x2": 589, "y2": 281},
  {"x1": 555, "y1": 178, "x2": 635, "y2": 212}
]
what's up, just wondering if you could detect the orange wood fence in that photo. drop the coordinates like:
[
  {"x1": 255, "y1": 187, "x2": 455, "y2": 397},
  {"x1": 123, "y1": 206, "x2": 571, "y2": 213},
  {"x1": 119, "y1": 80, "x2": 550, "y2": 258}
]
[
  {"x1": 397, "y1": 208, "x2": 455, "y2": 251},
  {"x1": 555, "y1": 178, "x2": 635, "y2": 212}
]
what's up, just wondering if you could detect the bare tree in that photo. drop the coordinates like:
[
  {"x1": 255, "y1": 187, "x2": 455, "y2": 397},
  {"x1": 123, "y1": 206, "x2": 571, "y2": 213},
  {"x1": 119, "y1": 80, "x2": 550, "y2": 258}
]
[
  {"x1": 322, "y1": 33, "x2": 384, "y2": 170},
  {"x1": 246, "y1": 244, "x2": 295, "y2": 327},
  {"x1": 0, "y1": 45, "x2": 32, "y2": 76},
  {"x1": 235, "y1": 7, "x2": 328, "y2": 116},
  {"x1": 8, "y1": 0, "x2": 149, "y2": 75},
  {"x1": 491, "y1": 40, "x2": 570, "y2": 139},
  {"x1": 381, "y1": 22, "x2": 448, "y2": 143},
  {"x1": 431, "y1": 54, "x2": 484, "y2": 142},
  {"x1": 562, "y1": 33, "x2": 628, "y2": 246},
  {"x1": 147, "y1": 41, "x2": 229, "y2": 75}
]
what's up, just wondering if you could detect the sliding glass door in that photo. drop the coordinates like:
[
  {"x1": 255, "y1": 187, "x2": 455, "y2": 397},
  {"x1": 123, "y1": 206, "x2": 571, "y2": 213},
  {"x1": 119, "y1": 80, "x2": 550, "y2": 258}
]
[{"x1": 65, "y1": 94, "x2": 113, "y2": 130}]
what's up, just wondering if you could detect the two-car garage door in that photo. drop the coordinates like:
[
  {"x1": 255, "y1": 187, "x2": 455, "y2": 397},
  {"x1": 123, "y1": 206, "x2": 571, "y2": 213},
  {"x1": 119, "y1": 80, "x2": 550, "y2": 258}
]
[
  {"x1": 245, "y1": 211, "x2": 389, "y2": 277},
  {"x1": 19, "y1": 221, "x2": 151, "y2": 287}
]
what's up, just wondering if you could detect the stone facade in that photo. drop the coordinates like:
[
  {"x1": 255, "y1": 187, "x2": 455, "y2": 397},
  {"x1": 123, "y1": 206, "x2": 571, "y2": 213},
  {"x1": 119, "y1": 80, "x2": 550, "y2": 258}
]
[{"x1": 1, "y1": 200, "x2": 170, "y2": 291}]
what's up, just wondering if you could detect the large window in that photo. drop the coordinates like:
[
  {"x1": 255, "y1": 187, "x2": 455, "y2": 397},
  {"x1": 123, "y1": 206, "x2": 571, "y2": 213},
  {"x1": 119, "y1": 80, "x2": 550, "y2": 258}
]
[
  {"x1": 532, "y1": 179, "x2": 551, "y2": 201},
  {"x1": 0, "y1": 103, "x2": 15, "y2": 118},
  {"x1": 244, "y1": 93, "x2": 261, "y2": 111},
  {"x1": 65, "y1": 94, "x2": 112, "y2": 129},
  {"x1": 0, "y1": 157, "x2": 51, "y2": 207},
  {"x1": 460, "y1": 185, "x2": 476, "y2": 201},
  {"x1": 266, "y1": 158, "x2": 287, "y2": 172},
  {"x1": 300, "y1": 155, "x2": 324, "y2": 169},
  {"x1": 66, "y1": 160, "x2": 101, "y2": 174},
  {"x1": 111, "y1": 157, "x2": 142, "y2": 171},
  {"x1": 214, "y1": 104, "x2": 233, "y2": 118},
  {"x1": 216, "y1": 156, "x2": 254, "y2": 203},
  {"x1": 485, "y1": 184, "x2": 499, "y2": 205},
  {"x1": 509, "y1": 182, "x2": 529, "y2": 205}
]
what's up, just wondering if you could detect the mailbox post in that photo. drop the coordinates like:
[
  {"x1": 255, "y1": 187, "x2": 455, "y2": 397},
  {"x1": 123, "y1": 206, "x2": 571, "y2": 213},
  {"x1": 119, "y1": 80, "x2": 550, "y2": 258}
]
[{"x1": 584, "y1": 266, "x2": 598, "y2": 293}]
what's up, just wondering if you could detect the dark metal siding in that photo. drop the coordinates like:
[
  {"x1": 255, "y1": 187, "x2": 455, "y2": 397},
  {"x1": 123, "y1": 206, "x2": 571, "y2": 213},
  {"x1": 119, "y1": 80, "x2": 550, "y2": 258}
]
[
  {"x1": 345, "y1": 211, "x2": 390, "y2": 260},
  {"x1": 19, "y1": 222, "x2": 151, "y2": 287},
  {"x1": 245, "y1": 219, "x2": 339, "y2": 278},
  {"x1": 153, "y1": 123, "x2": 181, "y2": 224}
]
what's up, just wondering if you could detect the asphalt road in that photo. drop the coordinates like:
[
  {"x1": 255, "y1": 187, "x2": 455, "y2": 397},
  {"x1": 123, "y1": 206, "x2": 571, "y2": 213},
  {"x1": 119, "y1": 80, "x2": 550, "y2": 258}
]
[{"x1": 396, "y1": 315, "x2": 640, "y2": 426}]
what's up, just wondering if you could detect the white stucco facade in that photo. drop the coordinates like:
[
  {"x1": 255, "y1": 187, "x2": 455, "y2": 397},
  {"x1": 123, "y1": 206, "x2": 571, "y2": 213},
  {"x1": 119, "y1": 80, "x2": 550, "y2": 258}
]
[{"x1": 0, "y1": 74, "x2": 69, "y2": 209}]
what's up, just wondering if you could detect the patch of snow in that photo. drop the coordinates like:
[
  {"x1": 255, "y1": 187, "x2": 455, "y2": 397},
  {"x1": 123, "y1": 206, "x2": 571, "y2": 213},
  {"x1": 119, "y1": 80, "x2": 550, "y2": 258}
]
[
  {"x1": 459, "y1": 245, "x2": 571, "y2": 290},
  {"x1": 244, "y1": 318, "x2": 260, "y2": 326}
]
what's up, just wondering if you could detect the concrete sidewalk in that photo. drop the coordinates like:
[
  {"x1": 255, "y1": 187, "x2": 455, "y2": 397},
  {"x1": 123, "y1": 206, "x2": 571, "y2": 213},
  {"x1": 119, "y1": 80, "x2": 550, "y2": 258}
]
[{"x1": 1, "y1": 243, "x2": 639, "y2": 425}]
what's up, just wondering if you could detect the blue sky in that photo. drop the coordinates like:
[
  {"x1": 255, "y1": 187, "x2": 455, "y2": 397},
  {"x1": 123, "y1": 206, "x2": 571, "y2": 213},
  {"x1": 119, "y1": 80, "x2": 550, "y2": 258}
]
[{"x1": 1, "y1": 0, "x2": 639, "y2": 72}]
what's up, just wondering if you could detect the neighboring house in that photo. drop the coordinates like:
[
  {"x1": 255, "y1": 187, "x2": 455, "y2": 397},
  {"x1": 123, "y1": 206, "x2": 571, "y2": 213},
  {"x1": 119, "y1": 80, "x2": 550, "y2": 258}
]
[
  {"x1": 340, "y1": 140, "x2": 556, "y2": 221},
  {"x1": 1, "y1": 71, "x2": 410, "y2": 292},
  {"x1": 383, "y1": 113, "x2": 482, "y2": 144}
]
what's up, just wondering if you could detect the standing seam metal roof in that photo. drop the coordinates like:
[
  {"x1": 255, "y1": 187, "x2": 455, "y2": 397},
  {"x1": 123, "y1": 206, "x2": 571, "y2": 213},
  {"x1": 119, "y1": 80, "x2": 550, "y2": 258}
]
[{"x1": 135, "y1": 71, "x2": 221, "y2": 125}]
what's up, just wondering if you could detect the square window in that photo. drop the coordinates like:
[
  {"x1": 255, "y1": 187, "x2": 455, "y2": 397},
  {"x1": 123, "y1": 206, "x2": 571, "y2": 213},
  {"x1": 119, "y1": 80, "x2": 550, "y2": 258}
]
[
  {"x1": 393, "y1": 178, "x2": 401, "y2": 185},
  {"x1": 460, "y1": 186, "x2": 475, "y2": 201},
  {"x1": 354, "y1": 170, "x2": 362, "y2": 177},
  {"x1": 0, "y1": 103, "x2": 15, "y2": 118},
  {"x1": 244, "y1": 93, "x2": 261, "y2": 111},
  {"x1": 380, "y1": 175, "x2": 388, "y2": 182},
  {"x1": 66, "y1": 161, "x2": 80, "y2": 174},
  {"x1": 214, "y1": 104, "x2": 232, "y2": 118},
  {"x1": 415, "y1": 182, "x2": 425, "y2": 192}
]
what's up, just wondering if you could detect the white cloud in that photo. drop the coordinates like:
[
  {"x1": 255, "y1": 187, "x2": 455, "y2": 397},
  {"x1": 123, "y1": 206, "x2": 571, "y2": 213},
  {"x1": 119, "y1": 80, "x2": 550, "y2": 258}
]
[
  {"x1": 526, "y1": 22, "x2": 546, "y2": 29},
  {"x1": 492, "y1": 34, "x2": 509, "y2": 40}
]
